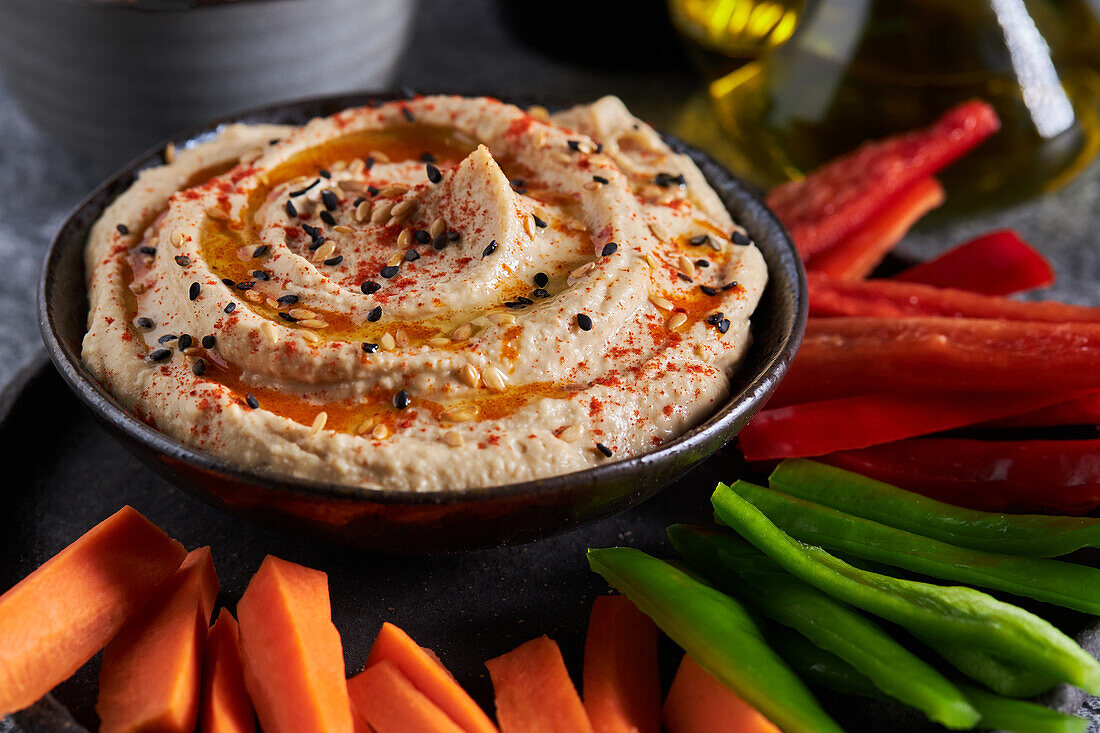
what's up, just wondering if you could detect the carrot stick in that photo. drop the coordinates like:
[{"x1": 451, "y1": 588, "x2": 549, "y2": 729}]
[
  {"x1": 582, "y1": 596, "x2": 660, "y2": 733},
  {"x1": 806, "y1": 177, "x2": 944, "y2": 279},
  {"x1": 663, "y1": 654, "x2": 780, "y2": 733},
  {"x1": 349, "y1": 659, "x2": 465, "y2": 733},
  {"x1": 97, "y1": 546, "x2": 219, "y2": 733},
  {"x1": 201, "y1": 608, "x2": 255, "y2": 733},
  {"x1": 366, "y1": 622, "x2": 498, "y2": 733},
  {"x1": 486, "y1": 635, "x2": 594, "y2": 733},
  {"x1": 0, "y1": 506, "x2": 186, "y2": 717},
  {"x1": 236, "y1": 556, "x2": 355, "y2": 733}
]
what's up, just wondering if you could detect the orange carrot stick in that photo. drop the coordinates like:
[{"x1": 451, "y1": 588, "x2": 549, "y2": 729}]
[
  {"x1": 366, "y1": 622, "x2": 498, "y2": 733},
  {"x1": 349, "y1": 659, "x2": 466, "y2": 733},
  {"x1": 97, "y1": 546, "x2": 220, "y2": 733},
  {"x1": 236, "y1": 556, "x2": 355, "y2": 733},
  {"x1": 485, "y1": 635, "x2": 594, "y2": 733},
  {"x1": 582, "y1": 596, "x2": 660, "y2": 733},
  {"x1": 806, "y1": 177, "x2": 944, "y2": 279},
  {"x1": 0, "y1": 506, "x2": 186, "y2": 717},
  {"x1": 663, "y1": 654, "x2": 781, "y2": 733},
  {"x1": 201, "y1": 608, "x2": 255, "y2": 733}
]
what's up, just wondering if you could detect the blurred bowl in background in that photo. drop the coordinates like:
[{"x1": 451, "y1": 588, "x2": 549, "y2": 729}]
[{"x1": 0, "y1": 0, "x2": 416, "y2": 179}]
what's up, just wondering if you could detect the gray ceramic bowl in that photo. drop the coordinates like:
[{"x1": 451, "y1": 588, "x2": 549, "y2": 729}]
[
  {"x1": 0, "y1": 0, "x2": 415, "y2": 179},
  {"x1": 39, "y1": 91, "x2": 806, "y2": 552}
]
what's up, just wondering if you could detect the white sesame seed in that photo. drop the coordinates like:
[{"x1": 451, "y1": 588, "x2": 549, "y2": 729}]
[
  {"x1": 443, "y1": 430, "x2": 463, "y2": 447},
  {"x1": 356, "y1": 417, "x2": 375, "y2": 434},
  {"x1": 379, "y1": 184, "x2": 409, "y2": 197},
  {"x1": 395, "y1": 329, "x2": 409, "y2": 347},
  {"x1": 645, "y1": 253, "x2": 660, "y2": 270},
  {"x1": 489, "y1": 313, "x2": 516, "y2": 325},
  {"x1": 668, "y1": 313, "x2": 688, "y2": 331},
  {"x1": 245, "y1": 291, "x2": 262, "y2": 303},
  {"x1": 301, "y1": 331, "x2": 320, "y2": 343},
  {"x1": 451, "y1": 323, "x2": 473, "y2": 341},
  {"x1": 354, "y1": 200, "x2": 372, "y2": 222},
  {"x1": 527, "y1": 105, "x2": 550, "y2": 121},
  {"x1": 397, "y1": 228, "x2": 412, "y2": 249},
  {"x1": 428, "y1": 337, "x2": 451, "y2": 347},
  {"x1": 649, "y1": 221, "x2": 670, "y2": 241},
  {"x1": 310, "y1": 411, "x2": 327, "y2": 435},
  {"x1": 444, "y1": 407, "x2": 477, "y2": 422},
  {"x1": 650, "y1": 296, "x2": 674, "y2": 311},
  {"x1": 205, "y1": 205, "x2": 229, "y2": 221},
  {"x1": 289, "y1": 308, "x2": 315, "y2": 320},
  {"x1": 678, "y1": 255, "x2": 696, "y2": 278},
  {"x1": 261, "y1": 321, "x2": 279, "y2": 344},
  {"x1": 299, "y1": 319, "x2": 328, "y2": 329},
  {"x1": 482, "y1": 365, "x2": 507, "y2": 392},
  {"x1": 559, "y1": 424, "x2": 583, "y2": 442},
  {"x1": 381, "y1": 332, "x2": 396, "y2": 350},
  {"x1": 460, "y1": 363, "x2": 480, "y2": 388},
  {"x1": 391, "y1": 198, "x2": 417, "y2": 219},
  {"x1": 371, "y1": 202, "x2": 393, "y2": 225},
  {"x1": 170, "y1": 230, "x2": 184, "y2": 248},
  {"x1": 164, "y1": 142, "x2": 176, "y2": 163},
  {"x1": 334, "y1": 225, "x2": 355, "y2": 235},
  {"x1": 312, "y1": 241, "x2": 336, "y2": 262},
  {"x1": 372, "y1": 423, "x2": 390, "y2": 440},
  {"x1": 430, "y1": 217, "x2": 446, "y2": 239}
]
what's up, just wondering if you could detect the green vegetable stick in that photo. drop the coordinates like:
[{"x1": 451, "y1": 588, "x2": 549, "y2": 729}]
[
  {"x1": 728, "y1": 479, "x2": 1100, "y2": 615},
  {"x1": 668, "y1": 524, "x2": 981, "y2": 729},
  {"x1": 586, "y1": 547, "x2": 845, "y2": 733},
  {"x1": 770, "y1": 459, "x2": 1100, "y2": 557},
  {"x1": 776, "y1": 635, "x2": 1087, "y2": 733},
  {"x1": 711, "y1": 483, "x2": 1100, "y2": 694},
  {"x1": 927, "y1": 643, "x2": 1062, "y2": 698}
]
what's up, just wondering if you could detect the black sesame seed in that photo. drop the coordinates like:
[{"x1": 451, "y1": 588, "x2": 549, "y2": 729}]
[
  {"x1": 567, "y1": 140, "x2": 581, "y2": 152},
  {"x1": 534, "y1": 272, "x2": 549, "y2": 287},
  {"x1": 269, "y1": 138, "x2": 281, "y2": 145},
  {"x1": 483, "y1": 240, "x2": 497, "y2": 257},
  {"x1": 404, "y1": 249, "x2": 420, "y2": 262},
  {"x1": 148, "y1": 348, "x2": 172, "y2": 363},
  {"x1": 364, "y1": 156, "x2": 375, "y2": 170},
  {"x1": 278, "y1": 312, "x2": 297, "y2": 322},
  {"x1": 362, "y1": 342, "x2": 378, "y2": 353},
  {"x1": 309, "y1": 238, "x2": 325, "y2": 251},
  {"x1": 700, "y1": 285, "x2": 718, "y2": 296},
  {"x1": 511, "y1": 178, "x2": 526, "y2": 189},
  {"x1": 532, "y1": 288, "x2": 550, "y2": 298},
  {"x1": 177, "y1": 334, "x2": 193, "y2": 349},
  {"x1": 595, "y1": 143, "x2": 604, "y2": 154},
  {"x1": 425, "y1": 163, "x2": 442, "y2": 184},
  {"x1": 253, "y1": 270, "x2": 270, "y2": 281},
  {"x1": 367, "y1": 306, "x2": 383, "y2": 322},
  {"x1": 202, "y1": 334, "x2": 216, "y2": 349},
  {"x1": 576, "y1": 313, "x2": 593, "y2": 331},
  {"x1": 695, "y1": 259, "x2": 710, "y2": 268},
  {"x1": 222, "y1": 278, "x2": 235, "y2": 287},
  {"x1": 721, "y1": 281, "x2": 740, "y2": 291},
  {"x1": 447, "y1": 231, "x2": 460, "y2": 242},
  {"x1": 731, "y1": 230, "x2": 751, "y2": 246},
  {"x1": 139, "y1": 246, "x2": 157, "y2": 257},
  {"x1": 432, "y1": 232, "x2": 447, "y2": 251},
  {"x1": 368, "y1": 185, "x2": 379, "y2": 196},
  {"x1": 319, "y1": 168, "x2": 331, "y2": 179},
  {"x1": 532, "y1": 214, "x2": 547, "y2": 228},
  {"x1": 245, "y1": 393, "x2": 259, "y2": 409},
  {"x1": 285, "y1": 200, "x2": 297, "y2": 218},
  {"x1": 224, "y1": 303, "x2": 237, "y2": 314},
  {"x1": 601, "y1": 242, "x2": 618, "y2": 257},
  {"x1": 393, "y1": 389, "x2": 410, "y2": 409},
  {"x1": 302, "y1": 223, "x2": 321, "y2": 239},
  {"x1": 380, "y1": 265, "x2": 399, "y2": 278},
  {"x1": 592, "y1": 175, "x2": 609, "y2": 184},
  {"x1": 400, "y1": 85, "x2": 417, "y2": 100},
  {"x1": 406, "y1": 231, "x2": 426, "y2": 247},
  {"x1": 174, "y1": 255, "x2": 190, "y2": 267},
  {"x1": 353, "y1": 197, "x2": 366, "y2": 209},
  {"x1": 158, "y1": 334, "x2": 177, "y2": 344},
  {"x1": 706, "y1": 313, "x2": 724, "y2": 326},
  {"x1": 717, "y1": 318, "x2": 731, "y2": 334},
  {"x1": 420, "y1": 152, "x2": 436, "y2": 163},
  {"x1": 236, "y1": 281, "x2": 254, "y2": 290},
  {"x1": 277, "y1": 294, "x2": 299, "y2": 305},
  {"x1": 324, "y1": 255, "x2": 344, "y2": 266},
  {"x1": 189, "y1": 282, "x2": 201, "y2": 300},
  {"x1": 361, "y1": 280, "x2": 381, "y2": 295},
  {"x1": 677, "y1": 272, "x2": 692, "y2": 282},
  {"x1": 596, "y1": 442, "x2": 613, "y2": 457},
  {"x1": 655, "y1": 172, "x2": 686, "y2": 188},
  {"x1": 504, "y1": 301, "x2": 525, "y2": 309},
  {"x1": 192, "y1": 359, "x2": 206, "y2": 376},
  {"x1": 253, "y1": 245, "x2": 270, "y2": 258},
  {"x1": 689, "y1": 234, "x2": 710, "y2": 246},
  {"x1": 289, "y1": 179, "x2": 320, "y2": 197},
  {"x1": 116, "y1": 224, "x2": 129, "y2": 235},
  {"x1": 136, "y1": 317, "x2": 154, "y2": 329},
  {"x1": 516, "y1": 296, "x2": 533, "y2": 305},
  {"x1": 319, "y1": 210, "x2": 336, "y2": 226},
  {"x1": 320, "y1": 190, "x2": 338, "y2": 211},
  {"x1": 402, "y1": 107, "x2": 415, "y2": 122}
]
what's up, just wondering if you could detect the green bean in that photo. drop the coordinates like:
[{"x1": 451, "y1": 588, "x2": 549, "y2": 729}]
[
  {"x1": 586, "y1": 547, "x2": 844, "y2": 733},
  {"x1": 729, "y1": 479, "x2": 1100, "y2": 615},
  {"x1": 668, "y1": 524, "x2": 981, "y2": 729},
  {"x1": 710, "y1": 483, "x2": 1100, "y2": 693},
  {"x1": 770, "y1": 459, "x2": 1100, "y2": 557}
]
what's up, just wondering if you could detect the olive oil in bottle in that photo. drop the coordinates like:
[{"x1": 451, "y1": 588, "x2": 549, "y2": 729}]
[{"x1": 707, "y1": 0, "x2": 1100, "y2": 212}]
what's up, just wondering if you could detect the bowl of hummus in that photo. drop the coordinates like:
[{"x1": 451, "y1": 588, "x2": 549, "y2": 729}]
[{"x1": 40, "y1": 92, "x2": 805, "y2": 551}]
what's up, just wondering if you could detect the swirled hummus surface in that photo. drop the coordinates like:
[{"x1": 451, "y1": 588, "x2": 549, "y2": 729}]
[{"x1": 82, "y1": 95, "x2": 767, "y2": 492}]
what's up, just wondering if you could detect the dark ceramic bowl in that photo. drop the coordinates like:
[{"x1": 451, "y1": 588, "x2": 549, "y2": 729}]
[{"x1": 38, "y1": 91, "x2": 806, "y2": 552}]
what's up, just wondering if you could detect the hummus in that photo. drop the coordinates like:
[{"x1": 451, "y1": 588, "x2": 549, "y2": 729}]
[{"x1": 82, "y1": 95, "x2": 768, "y2": 492}]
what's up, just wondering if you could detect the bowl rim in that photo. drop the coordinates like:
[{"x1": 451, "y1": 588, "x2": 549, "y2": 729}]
[{"x1": 38, "y1": 89, "x2": 806, "y2": 508}]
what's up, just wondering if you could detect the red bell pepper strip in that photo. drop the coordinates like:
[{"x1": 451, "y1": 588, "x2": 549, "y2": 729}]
[
  {"x1": 739, "y1": 391, "x2": 1079, "y2": 462},
  {"x1": 981, "y1": 391, "x2": 1100, "y2": 428},
  {"x1": 823, "y1": 438, "x2": 1100, "y2": 514},
  {"x1": 806, "y1": 272, "x2": 1100, "y2": 322},
  {"x1": 805, "y1": 178, "x2": 944, "y2": 280},
  {"x1": 766, "y1": 100, "x2": 1000, "y2": 259},
  {"x1": 894, "y1": 230, "x2": 1054, "y2": 296},
  {"x1": 772, "y1": 317, "x2": 1100, "y2": 405}
]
